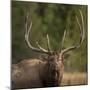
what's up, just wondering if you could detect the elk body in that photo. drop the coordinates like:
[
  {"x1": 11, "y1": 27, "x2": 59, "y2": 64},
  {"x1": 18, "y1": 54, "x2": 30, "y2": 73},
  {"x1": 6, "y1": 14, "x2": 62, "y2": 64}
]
[
  {"x1": 12, "y1": 10, "x2": 85, "y2": 89},
  {"x1": 12, "y1": 53, "x2": 64, "y2": 89}
]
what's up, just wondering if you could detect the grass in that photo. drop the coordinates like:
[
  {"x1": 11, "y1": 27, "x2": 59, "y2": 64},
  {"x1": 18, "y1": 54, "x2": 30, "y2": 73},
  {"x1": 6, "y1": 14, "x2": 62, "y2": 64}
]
[{"x1": 61, "y1": 72, "x2": 87, "y2": 86}]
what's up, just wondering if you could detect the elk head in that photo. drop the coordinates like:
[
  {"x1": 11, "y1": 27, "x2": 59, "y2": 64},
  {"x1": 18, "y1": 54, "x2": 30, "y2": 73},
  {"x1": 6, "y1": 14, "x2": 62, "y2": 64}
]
[{"x1": 24, "y1": 10, "x2": 85, "y2": 86}]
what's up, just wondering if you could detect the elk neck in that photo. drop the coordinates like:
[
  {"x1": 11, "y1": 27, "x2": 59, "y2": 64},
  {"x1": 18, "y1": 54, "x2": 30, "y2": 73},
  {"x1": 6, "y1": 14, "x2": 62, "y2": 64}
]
[{"x1": 41, "y1": 53, "x2": 64, "y2": 87}]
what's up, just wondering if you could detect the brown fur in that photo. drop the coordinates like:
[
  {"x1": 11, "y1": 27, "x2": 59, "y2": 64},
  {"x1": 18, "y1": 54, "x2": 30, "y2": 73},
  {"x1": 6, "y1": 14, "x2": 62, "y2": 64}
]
[{"x1": 12, "y1": 53, "x2": 64, "y2": 89}]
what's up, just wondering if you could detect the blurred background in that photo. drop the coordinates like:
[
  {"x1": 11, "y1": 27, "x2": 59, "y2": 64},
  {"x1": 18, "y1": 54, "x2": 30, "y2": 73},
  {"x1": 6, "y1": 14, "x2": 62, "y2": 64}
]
[{"x1": 12, "y1": 0, "x2": 87, "y2": 86}]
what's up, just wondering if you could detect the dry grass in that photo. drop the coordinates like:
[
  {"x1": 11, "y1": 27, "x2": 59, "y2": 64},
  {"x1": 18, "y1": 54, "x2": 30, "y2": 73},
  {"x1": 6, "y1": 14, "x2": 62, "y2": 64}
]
[{"x1": 61, "y1": 72, "x2": 87, "y2": 86}]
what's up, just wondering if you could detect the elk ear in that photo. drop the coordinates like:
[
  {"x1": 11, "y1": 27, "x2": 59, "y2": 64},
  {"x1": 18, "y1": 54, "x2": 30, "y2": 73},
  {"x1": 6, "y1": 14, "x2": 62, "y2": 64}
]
[
  {"x1": 64, "y1": 53, "x2": 70, "y2": 59},
  {"x1": 39, "y1": 54, "x2": 48, "y2": 61}
]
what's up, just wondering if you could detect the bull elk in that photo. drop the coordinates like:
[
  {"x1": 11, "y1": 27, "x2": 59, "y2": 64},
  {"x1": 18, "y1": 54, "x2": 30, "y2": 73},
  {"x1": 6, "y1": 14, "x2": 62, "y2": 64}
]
[{"x1": 12, "y1": 10, "x2": 85, "y2": 89}]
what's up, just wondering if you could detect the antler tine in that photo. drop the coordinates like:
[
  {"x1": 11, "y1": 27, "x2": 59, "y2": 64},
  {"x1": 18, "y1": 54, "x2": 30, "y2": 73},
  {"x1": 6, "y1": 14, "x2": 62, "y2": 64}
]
[
  {"x1": 61, "y1": 10, "x2": 85, "y2": 55},
  {"x1": 36, "y1": 41, "x2": 48, "y2": 52},
  {"x1": 46, "y1": 34, "x2": 52, "y2": 52},
  {"x1": 25, "y1": 12, "x2": 29, "y2": 39},
  {"x1": 36, "y1": 34, "x2": 53, "y2": 53},
  {"x1": 79, "y1": 10, "x2": 85, "y2": 44},
  {"x1": 25, "y1": 12, "x2": 49, "y2": 54},
  {"x1": 60, "y1": 30, "x2": 66, "y2": 52}
]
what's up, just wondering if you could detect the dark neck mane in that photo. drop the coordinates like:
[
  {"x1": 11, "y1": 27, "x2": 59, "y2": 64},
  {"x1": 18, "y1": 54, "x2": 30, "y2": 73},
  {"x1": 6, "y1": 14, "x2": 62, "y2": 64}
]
[{"x1": 42, "y1": 60, "x2": 60, "y2": 87}]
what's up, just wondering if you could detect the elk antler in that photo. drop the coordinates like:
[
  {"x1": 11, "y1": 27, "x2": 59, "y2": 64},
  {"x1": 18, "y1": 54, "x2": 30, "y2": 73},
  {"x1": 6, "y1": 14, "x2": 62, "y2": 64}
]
[
  {"x1": 25, "y1": 12, "x2": 52, "y2": 54},
  {"x1": 46, "y1": 34, "x2": 52, "y2": 52},
  {"x1": 60, "y1": 30, "x2": 66, "y2": 52},
  {"x1": 61, "y1": 10, "x2": 85, "y2": 55}
]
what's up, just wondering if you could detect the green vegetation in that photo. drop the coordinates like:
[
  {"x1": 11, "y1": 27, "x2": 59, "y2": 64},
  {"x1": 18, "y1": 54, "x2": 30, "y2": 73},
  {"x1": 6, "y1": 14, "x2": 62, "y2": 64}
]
[{"x1": 12, "y1": 1, "x2": 87, "y2": 72}]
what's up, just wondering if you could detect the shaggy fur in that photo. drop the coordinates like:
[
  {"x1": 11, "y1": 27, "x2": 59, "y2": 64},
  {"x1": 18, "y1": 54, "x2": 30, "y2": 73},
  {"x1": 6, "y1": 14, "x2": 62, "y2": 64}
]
[{"x1": 12, "y1": 53, "x2": 64, "y2": 89}]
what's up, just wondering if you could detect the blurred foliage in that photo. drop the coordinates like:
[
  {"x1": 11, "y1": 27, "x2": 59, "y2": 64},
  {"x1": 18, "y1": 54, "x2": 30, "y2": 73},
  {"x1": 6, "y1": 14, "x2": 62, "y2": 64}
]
[{"x1": 12, "y1": 1, "x2": 87, "y2": 72}]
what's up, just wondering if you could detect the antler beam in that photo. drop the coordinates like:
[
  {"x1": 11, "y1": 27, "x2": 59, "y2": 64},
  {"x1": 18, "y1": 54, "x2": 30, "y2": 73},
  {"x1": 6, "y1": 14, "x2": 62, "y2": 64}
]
[
  {"x1": 25, "y1": 12, "x2": 52, "y2": 54},
  {"x1": 61, "y1": 10, "x2": 85, "y2": 55}
]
